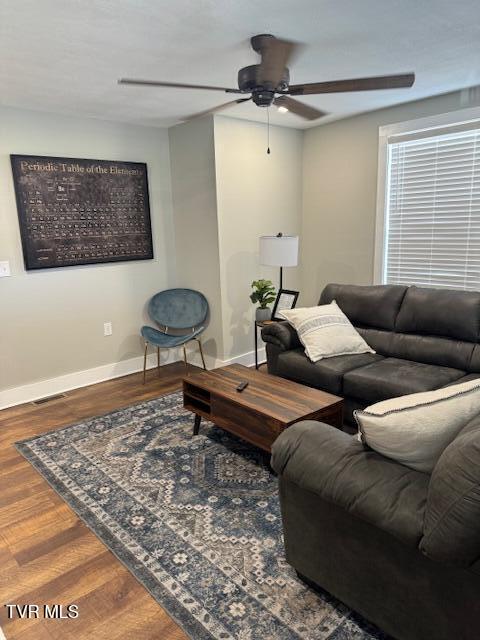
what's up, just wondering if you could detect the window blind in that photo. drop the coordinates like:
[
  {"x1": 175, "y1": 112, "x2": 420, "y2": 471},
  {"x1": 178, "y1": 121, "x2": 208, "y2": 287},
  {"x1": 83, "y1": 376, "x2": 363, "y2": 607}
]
[{"x1": 384, "y1": 127, "x2": 480, "y2": 290}]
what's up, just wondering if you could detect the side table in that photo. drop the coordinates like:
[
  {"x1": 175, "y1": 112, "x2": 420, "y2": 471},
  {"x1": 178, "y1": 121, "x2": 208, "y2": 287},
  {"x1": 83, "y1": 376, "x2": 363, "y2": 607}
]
[{"x1": 254, "y1": 319, "x2": 280, "y2": 369}]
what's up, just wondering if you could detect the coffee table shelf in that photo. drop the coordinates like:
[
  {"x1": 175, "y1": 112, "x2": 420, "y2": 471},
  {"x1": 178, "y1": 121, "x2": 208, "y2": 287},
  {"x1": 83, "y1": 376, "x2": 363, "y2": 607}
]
[{"x1": 183, "y1": 383, "x2": 212, "y2": 415}]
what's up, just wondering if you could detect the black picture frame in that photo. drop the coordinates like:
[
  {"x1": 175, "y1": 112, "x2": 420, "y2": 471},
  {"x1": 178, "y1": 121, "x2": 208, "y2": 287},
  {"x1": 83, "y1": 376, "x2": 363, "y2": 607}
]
[
  {"x1": 271, "y1": 289, "x2": 299, "y2": 320},
  {"x1": 10, "y1": 154, "x2": 154, "y2": 270}
]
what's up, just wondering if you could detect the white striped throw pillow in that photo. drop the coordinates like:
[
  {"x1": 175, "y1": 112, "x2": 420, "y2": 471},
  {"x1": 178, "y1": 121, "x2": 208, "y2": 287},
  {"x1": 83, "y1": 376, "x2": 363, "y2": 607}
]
[
  {"x1": 355, "y1": 379, "x2": 480, "y2": 472},
  {"x1": 280, "y1": 301, "x2": 374, "y2": 362}
]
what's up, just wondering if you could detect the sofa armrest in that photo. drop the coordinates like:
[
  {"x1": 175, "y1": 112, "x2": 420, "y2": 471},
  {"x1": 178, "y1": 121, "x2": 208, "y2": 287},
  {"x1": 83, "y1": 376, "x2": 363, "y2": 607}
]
[
  {"x1": 420, "y1": 416, "x2": 480, "y2": 567},
  {"x1": 272, "y1": 421, "x2": 428, "y2": 547},
  {"x1": 261, "y1": 321, "x2": 301, "y2": 351}
]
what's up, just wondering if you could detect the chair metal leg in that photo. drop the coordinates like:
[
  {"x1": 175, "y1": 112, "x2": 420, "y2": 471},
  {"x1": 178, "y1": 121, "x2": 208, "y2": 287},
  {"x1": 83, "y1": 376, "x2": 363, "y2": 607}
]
[
  {"x1": 183, "y1": 345, "x2": 189, "y2": 375},
  {"x1": 143, "y1": 342, "x2": 148, "y2": 384},
  {"x1": 197, "y1": 339, "x2": 206, "y2": 370},
  {"x1": 157, "y1": 347, "x2": 161, "y2": 376}
]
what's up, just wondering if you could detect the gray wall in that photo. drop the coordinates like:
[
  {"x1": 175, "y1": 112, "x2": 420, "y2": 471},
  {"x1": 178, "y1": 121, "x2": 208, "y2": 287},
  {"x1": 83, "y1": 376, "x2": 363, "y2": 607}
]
[
  {"x1": 169, "y1": 117, "x2": 224, "y2": 366},
  {"x1": 214, "y1": 116, "x2": 303, "y2": 360},
  {"x1": 169, "y1": 115, "x2": 303, "y2": 364},
  {"x1": 301, "y1": 90, "x2": 479, "y2": 305},
  {"x1": 0, "y1": 107, "x2": 175, "y2": 393}
]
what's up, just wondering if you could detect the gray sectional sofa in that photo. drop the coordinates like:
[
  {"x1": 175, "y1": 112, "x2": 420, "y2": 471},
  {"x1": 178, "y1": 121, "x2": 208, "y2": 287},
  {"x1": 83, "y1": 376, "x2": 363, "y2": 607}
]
[
  {"x1": 262, "y1": 283, "x2": 480, "y2": 427},
  {"x1": 271, "y1": 415, "x2": 480, "y2": 640},
  {"x1": 263, "y1": 283, "x2": 480, "y2": 639}
]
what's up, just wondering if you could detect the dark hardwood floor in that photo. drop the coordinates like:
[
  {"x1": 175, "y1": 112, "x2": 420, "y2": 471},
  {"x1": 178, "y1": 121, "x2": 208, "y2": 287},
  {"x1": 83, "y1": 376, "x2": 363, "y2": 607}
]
[{"x1": 0, "y1": 362, "x2": 204, "y2": 640}]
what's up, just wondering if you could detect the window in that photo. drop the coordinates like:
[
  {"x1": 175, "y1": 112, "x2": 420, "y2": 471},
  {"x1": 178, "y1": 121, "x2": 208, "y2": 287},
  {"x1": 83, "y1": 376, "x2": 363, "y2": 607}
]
[{"x1": 376, "y1": 110, "x2": 480, "y2": 290}]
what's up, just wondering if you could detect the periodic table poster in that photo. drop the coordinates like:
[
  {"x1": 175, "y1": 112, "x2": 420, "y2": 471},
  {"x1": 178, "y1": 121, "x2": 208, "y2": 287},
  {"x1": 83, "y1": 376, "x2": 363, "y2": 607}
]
[{"x1": 10, "y1": 155, "x2": 154, "y2": 270}]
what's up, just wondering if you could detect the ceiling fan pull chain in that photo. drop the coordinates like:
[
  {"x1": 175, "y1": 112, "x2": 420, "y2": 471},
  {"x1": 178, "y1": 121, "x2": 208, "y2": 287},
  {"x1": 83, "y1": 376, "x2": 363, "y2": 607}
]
[{"x1": 267, "y1": 107, "x2": 271, "y2": 155}]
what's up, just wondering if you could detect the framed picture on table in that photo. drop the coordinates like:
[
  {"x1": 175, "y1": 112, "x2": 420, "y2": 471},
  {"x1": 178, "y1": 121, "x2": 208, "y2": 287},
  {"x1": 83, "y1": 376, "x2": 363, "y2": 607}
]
[{"x1": 271, "y1": 289, "x2": 299, "y2": 321}]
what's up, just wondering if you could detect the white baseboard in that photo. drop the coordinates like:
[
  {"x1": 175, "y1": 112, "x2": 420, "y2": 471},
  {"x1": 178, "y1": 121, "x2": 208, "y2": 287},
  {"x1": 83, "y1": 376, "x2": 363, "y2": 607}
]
[
  {"x1": 0, "y1": 351, "x2": 178, "y2": 411},
  {"x1": 0, "y1": 347, "x2": 267, "y2": 411},
  {"x1": 218, "y1": 346, "x2": 266, "y2": 369}
]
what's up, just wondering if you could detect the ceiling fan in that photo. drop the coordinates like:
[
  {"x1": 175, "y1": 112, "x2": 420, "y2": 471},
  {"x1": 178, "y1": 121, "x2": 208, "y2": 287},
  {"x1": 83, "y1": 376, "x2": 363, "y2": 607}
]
[{"x1": 118, "y1": 34, "x2": 415, "y2": 122}]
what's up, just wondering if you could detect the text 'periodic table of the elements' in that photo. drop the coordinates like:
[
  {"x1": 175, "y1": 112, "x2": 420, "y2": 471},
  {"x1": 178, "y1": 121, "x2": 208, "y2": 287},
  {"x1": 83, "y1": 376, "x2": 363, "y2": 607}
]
[{"x1": 11, "y1": 155, "x2": 154, "y2": 270}]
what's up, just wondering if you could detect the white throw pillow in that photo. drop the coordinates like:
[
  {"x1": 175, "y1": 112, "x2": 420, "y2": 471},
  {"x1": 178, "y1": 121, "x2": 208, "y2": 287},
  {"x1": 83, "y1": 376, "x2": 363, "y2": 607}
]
[
  {"x1": 280, "y1": 301, "x2": 374, "y2": 362},
  {"x1": 355, "y1": 378, "x2": 480, "y2": 473}
]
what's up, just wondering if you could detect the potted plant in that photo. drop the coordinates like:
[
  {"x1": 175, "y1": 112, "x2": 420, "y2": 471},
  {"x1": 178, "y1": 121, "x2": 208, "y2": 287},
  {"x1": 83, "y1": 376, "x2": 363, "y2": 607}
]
[{"x1": 250, "y1": 279, "x2": 276, "y2": 322}]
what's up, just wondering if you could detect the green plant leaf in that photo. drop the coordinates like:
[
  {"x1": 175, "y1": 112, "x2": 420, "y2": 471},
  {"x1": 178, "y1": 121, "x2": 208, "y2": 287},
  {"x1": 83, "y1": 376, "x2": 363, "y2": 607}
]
[{"x1": 250, "y1": 278, "x2": 276, "y2": 307}]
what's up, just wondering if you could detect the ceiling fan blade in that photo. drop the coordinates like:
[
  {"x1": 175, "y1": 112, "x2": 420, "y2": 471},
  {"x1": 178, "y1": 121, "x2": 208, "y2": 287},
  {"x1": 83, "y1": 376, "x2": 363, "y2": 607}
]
[
  {"x1": 118, "y1": 78, "x2": 243, "y2": 93},
  {"x1": 288, "y1": 73, "x2": 415, "y2": 95},
  {"x1": 256, "y1": 37, "x2": 300, "y2": 89},
  {"x1": 274, "y1": 96, "x2": 327, "y2": 120},
  {"x1": 183, "y1": 97, "x2": 251, "y2": 121}
]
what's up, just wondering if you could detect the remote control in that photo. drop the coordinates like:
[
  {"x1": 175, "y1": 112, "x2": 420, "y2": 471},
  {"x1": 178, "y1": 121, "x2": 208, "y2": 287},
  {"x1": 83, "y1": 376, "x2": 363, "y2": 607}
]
[{"x1": 236, "y1": 381, "x2": 249, "y2": 392}]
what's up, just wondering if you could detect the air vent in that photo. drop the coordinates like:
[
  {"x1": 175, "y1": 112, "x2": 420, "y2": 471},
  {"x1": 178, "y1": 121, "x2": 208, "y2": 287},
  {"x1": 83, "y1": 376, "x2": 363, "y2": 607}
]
[{"x1": 32, "y1": 393, "x2": 67, "y2": 405}]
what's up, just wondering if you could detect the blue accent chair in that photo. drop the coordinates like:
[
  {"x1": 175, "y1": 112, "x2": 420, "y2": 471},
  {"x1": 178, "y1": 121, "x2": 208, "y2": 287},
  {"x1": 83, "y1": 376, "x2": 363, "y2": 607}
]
[{"x1": 141, "y1": 288, "x2": 209, "y2": 382}]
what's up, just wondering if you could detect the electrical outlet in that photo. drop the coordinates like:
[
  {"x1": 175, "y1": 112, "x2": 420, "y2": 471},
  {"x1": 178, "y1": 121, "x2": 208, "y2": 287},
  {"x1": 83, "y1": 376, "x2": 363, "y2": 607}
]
[
  {"x1": 103, "y1": 322, "x2": 113, "y2": 336},
  {"x1": 0, "y1": 261, "x2": 11, "y2": 278}
]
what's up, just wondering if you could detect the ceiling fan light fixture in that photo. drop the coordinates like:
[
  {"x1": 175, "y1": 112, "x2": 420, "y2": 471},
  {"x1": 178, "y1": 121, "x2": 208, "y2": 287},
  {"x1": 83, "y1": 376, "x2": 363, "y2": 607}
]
[{"x1": 277, "y1": 105, "x2": 288, "y2": 113}]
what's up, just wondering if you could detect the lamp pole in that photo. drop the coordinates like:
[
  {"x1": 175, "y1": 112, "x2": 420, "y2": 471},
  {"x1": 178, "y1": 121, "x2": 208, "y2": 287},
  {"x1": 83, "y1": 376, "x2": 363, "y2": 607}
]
[{"x1": 277, "y1": 232, "x2": 283, "y2": 290}]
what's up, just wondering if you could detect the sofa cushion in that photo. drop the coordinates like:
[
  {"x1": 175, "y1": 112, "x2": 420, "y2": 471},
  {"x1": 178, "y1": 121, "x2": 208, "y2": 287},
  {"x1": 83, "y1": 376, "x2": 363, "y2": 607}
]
[
  {"x1": 276, "y1": 348, "x2": 383, "y2": 395},
  {"x1": 385, "y1": 332, "x2": 474, "y2": 371},
  {"x1": 356, "y1": 327, "x2": 393, "y2": 354},
  {"x1": 444, "y1": 373, "x2": 480, "y2": 387},
  {"x1": 395, "y1": 286, "x2": 480, "y2": 342},
  {"x1": 343, "y1": 357, "x2": 465, "y2": 404},
  {"x1": 343, "y1": 396, "x2": 368, "y2": 430},
  {"x1": 357, "y1": 328, "x2": 475, "y2": 372},
  {"x1": 467, "y1": 344, "x2": 480, "y2": 373},
  {"x1": 320, "y1": 283, "x2": 407, "y2": 331}
]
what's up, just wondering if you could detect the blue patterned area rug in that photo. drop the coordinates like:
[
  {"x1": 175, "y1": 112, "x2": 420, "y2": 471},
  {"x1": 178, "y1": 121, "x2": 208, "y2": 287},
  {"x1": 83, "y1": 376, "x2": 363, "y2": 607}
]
[{"x1": 17, "y1": 392, "x2": 387, "y2": 640}]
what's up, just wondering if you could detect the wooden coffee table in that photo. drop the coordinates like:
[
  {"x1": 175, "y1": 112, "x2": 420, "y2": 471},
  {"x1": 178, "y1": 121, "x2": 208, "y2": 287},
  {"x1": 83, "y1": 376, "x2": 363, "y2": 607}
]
[{"x1": 182, "y1": 364, "x2": 343, "y2": 452}]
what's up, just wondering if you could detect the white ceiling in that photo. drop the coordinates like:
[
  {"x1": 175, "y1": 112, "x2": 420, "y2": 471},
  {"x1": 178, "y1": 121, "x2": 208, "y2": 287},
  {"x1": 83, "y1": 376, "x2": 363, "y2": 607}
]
[{"x1": 1, "y1": 0, "x2": 480, "y2": 129}]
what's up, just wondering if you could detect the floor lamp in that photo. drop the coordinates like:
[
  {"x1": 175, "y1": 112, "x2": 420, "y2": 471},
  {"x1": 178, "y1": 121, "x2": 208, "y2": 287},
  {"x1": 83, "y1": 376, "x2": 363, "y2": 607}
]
[{"x1": 259, "y1": 233, "x2": 299, "y2": 290}]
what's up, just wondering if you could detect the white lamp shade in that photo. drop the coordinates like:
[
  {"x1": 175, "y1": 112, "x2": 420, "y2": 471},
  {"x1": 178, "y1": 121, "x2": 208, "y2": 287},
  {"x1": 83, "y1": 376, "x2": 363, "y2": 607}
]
[{"x1": 259, "y1": 235, "x2": 299, "y2": 267}]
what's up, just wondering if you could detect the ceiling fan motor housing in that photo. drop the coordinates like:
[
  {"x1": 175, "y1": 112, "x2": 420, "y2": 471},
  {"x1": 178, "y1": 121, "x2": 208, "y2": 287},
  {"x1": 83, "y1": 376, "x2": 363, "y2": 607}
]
[
  {"x1": 238, "y1": 64, "x2": 289, "y2": 106},
  {"x1": 251, "y1": 90, "x2": 274, "y2": 107}
]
